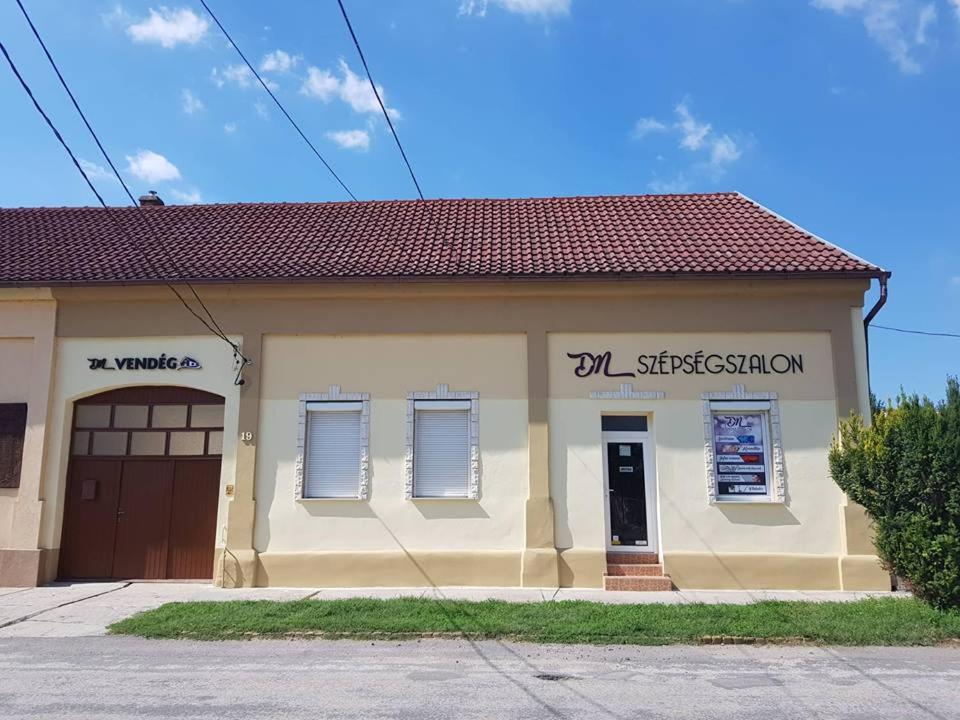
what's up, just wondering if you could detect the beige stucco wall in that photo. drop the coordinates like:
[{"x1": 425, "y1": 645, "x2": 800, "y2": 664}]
[
  {"x1": 27, "y1": 278, "x2": 884, "y2": 589},
  {"x1": 0, "y1": 339, "x2": 33, "y2": 548},
  {"x1": 841, "y1": 307, "x2": 890, "y2": 589},
  {"x1": 0, "y1": 293, "x2": 57, "y2": 585},
  {"x1": 38, "y1": 336, "x2": 242, "y2": 559},
  {"x1": 548, "y1": 332, "x2": 853, "y2": 589},
  {"x1": 255, "y1": 335, "x2": 528, "y2": 569}
]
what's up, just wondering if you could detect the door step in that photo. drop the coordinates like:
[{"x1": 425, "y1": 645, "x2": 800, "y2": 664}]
[
  {"x1": 604, "y1": 552, "x2": 673, "y2": 591},
  {"x1": 606, "y1": 552, "x2": 660, "y2": 565},
  {"x1": 605, "y1": 563, "x2": 665, "y2": 577},
  {"x1": 603, "y1": 575, "x2": 674, "y2": 591}
]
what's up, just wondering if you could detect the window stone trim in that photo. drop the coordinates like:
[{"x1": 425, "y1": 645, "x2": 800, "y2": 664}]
[
  {"x1": 405, "y1": 384, "x2": 480, "y2": 500},
  {"x1": 701, "y1": 384, "x2": 786, "y2": 505},
  {"x1": 295, "y1": 385, "x2": 370, "y2": 501},
  {"x1": 589, "y1": 383, "x2": 665, "y2": 400}
]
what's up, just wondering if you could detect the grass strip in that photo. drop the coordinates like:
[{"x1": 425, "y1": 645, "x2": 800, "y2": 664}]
[{"x1": 108, "y1": 597, "x2": 960, "y2": 645}]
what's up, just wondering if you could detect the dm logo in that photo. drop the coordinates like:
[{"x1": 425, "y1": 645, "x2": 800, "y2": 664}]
[{"x1": 178, "y1": 356, "x2": 202, "y2": 370}]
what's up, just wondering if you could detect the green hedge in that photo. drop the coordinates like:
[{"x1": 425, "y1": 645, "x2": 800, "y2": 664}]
[{"x1": 829, "y1": 377, "x2": 960, "y2": 611}]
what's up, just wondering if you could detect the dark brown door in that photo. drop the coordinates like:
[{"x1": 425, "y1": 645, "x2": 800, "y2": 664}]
[
  {"x1": 167, "y1": 459, "x2": 220, "y2": 579},
  {"x1": 58, "y1": 459, "x2": 121, "y2": 579},
  {"x1": 60, "y1": 387, "x2": 225, "y2": 581},
  {"x1": 112, "y1": 460, "x2": 174, "y2": 579}
]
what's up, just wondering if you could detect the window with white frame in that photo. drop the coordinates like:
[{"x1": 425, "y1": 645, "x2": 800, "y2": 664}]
[
  {"x1": 412, "y1": 400, "x2": 472, "y2": 498},
  {"x1": 708, "y1": 401, "x2": 776, "y2": 502},
  {"x1": 302, "y1": 401, "x2": 365, "y2": 499}
]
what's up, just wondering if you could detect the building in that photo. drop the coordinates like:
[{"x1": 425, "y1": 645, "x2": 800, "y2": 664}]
[{"x1": 0, "y1": 192, "x2": 891, "y2": 591}]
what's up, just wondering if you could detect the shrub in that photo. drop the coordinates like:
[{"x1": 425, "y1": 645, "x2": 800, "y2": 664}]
[{"x1": 829, "y1": 377, "x2": 960, "y2": 611}]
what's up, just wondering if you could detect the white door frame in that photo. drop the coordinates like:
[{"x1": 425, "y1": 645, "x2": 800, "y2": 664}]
[{"x1": 601, "y1": 430, "x2": 658, "y2": 555}]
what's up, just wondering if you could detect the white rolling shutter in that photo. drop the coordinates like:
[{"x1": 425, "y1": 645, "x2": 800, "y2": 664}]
[
  {"x1": 413, "y1": 402, "x2": 470, "y2": 498},
  {"x1": 304, "y1": 402, "x2": 362, "y2": 498}
]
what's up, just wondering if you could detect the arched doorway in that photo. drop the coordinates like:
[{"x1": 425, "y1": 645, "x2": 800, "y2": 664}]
[{"x1": 58, "y1": 386, "x2": 224, "y2": 580}]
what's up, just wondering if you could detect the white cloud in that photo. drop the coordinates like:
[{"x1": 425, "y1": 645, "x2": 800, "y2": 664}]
[
  {"x1": 181, "y1": 88, "x2": 203, "y2": 114},
  {"x1": 499, "y1": 0, "x2": 571, "y2": 15},
  {"x1": 102, "y1": 4, "x2": 131, "y2": 26},
  {"x1": 326, "y1": 129, "x2": 371, "y2": 151},
  {"x1": 254, "y1": 99, "x2": 269, "y2": 118},
  {"x1": 80, "y1": 159, "x2": 118, "y2": 183},
  {"x1": 709, "y1": 134, "x2": 741, "y2": 168},
  {"x1": 337, "y1": 59, "x2": 397, "y2": 116},
  {"x1": 950, "y1": 0, "x2": 960, "y2": 21},
  {"x1": 915, "y1": 3, "x2": 936, "y2": 43},
  {"x1": 300, "y1": 60, "x2": 400, "y2": 118},
  {"x1": 674, "y1": 101, "x2": 711, "y2": 150},
  {"x1": 634, "y1": 98, "x2": 746, "y2": 192},
  {"x1": 223, "y1": 122, "x2": 237, "y2": 134},
  {"x1": 260, "y1": 49, "x2": 301, "y2": 73},
  {"x1": 300, "y1": 67, "x2": 339, "y2": 100},
  {"x1": 127, "y1": 7, "x2": 208, "y2": 48},
  {"x1": 863, "y1": 2, "x2": 923, "y2": 73},
  {"x1": 647, "y1": 175, "x2": 691, "y2": 194},
  {"x1": 811, "y1": 0, "x2": 937, "y2": 74},
  {"x1": 459, "y1": 0, "x2": 488, "y2": 16},
  {"x1": 169, "y1": 188, "x2": 202, "y2": 204},
  {"x1": 459, "y1": 0, "x2": 571, "y2": 18},
  {"x1": 125, "y1": 149, "x2": 181, "y2": 183},
  {"x1": 632, "y1": 117, "x2": 667, "y2": 139},
  {"x1": 212, "y1": 64, "x2": 279, "y2": 91},
  {"x1": 212, "y1": 64, "x2": 252, "y2": 89}
]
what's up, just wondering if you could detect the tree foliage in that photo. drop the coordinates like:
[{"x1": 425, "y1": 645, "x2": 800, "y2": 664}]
[{"x1": 830, "y1": 378, "x2": 960, "y2": 611}]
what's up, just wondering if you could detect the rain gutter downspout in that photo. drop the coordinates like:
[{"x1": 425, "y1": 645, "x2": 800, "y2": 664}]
[{"x1": 862, "y1": 273, "x2": 890, "y2": 393}]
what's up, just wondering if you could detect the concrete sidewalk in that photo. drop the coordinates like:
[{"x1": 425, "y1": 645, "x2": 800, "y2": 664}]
[{"x1": 0, "y1": 583, "x2": 905, "y2": 638}]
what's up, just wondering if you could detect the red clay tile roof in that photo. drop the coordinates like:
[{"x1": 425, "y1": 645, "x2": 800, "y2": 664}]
[{"x1": 0, "y1": 192, "x2": 884, "y2": 286}]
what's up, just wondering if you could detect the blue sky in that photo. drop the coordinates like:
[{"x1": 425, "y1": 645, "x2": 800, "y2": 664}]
[{"x1": 1, "y1": 0, "x2": 958, "y2": 401}]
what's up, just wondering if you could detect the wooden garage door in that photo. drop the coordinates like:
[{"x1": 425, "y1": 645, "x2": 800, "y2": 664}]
[{"x1": 58, "y1": 387, "x2": 223, "y2": 581}]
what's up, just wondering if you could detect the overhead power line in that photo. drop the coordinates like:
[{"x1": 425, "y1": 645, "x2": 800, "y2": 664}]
[
  {"x1": 199, "y1": 0, "x2": 357, "y2": 201},
  {"x1": 336, "y1": 0, "x2": 425, "y2": 201},
  {"x1": 1, "y1": 34, "x2": 249, "y2": 381},
  {"x1": 872, "y1": 324, "x2": 960, "y2": 339}
]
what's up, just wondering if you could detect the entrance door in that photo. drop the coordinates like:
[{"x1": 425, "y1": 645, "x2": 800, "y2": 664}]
[
  {"x1": 602, "y1": 421, "x2": 657, "y2": 554},
  {"x1": 167, "y1": 459, "x2": 220, "y2": 579},
  {"x1": 58, "y1": 386, "x2": 224, "y2": 581},
  {"x1": 58, "y1": 458, "x2": 122, "y2": 579},
  {"x1": 112, "y1": 460, "x2": 173, "y2": 579}
]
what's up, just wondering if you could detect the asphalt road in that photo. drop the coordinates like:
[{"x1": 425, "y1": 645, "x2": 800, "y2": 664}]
[{"x1": 1, "y1": 636, "x2": 957, "y2": 719}]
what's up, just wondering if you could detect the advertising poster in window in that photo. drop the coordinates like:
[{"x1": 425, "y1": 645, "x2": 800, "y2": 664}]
[{"x1": 712, "y1": 412, "x2": 768, "y2": 498}]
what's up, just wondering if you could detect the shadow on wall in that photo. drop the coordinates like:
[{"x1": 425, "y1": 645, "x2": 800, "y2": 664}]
[
  {"x1": 717, "y1": 504, "x2": 800, "y2": 527},
  {"x1": 299, "y1": 499, "x2": 491, "y2": 520},
  {"x1": 301, "y1": 501, "x2": 377, "y2": 519},
  {"x1": 413, "y1": 500, "x2": 489, "y2": 520}
]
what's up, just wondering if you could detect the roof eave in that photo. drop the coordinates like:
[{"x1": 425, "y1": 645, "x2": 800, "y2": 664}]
[{"x1": 0, "y1": 269, "x2": 890, "y2": 289}]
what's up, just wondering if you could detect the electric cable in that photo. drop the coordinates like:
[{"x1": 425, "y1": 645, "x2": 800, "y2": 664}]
[
  {"x1": 872, "y1": 324, "x2": 960, "y2": 339},
  {"x1": 335, "y1": 0, "x2": 425, "y2": 200},
  {"x1": 1, "y1": 37, "x2": 250, "y2": 381},
  {"x1": 199, "y1": 0, "x2": 357, "y2": 201}
]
